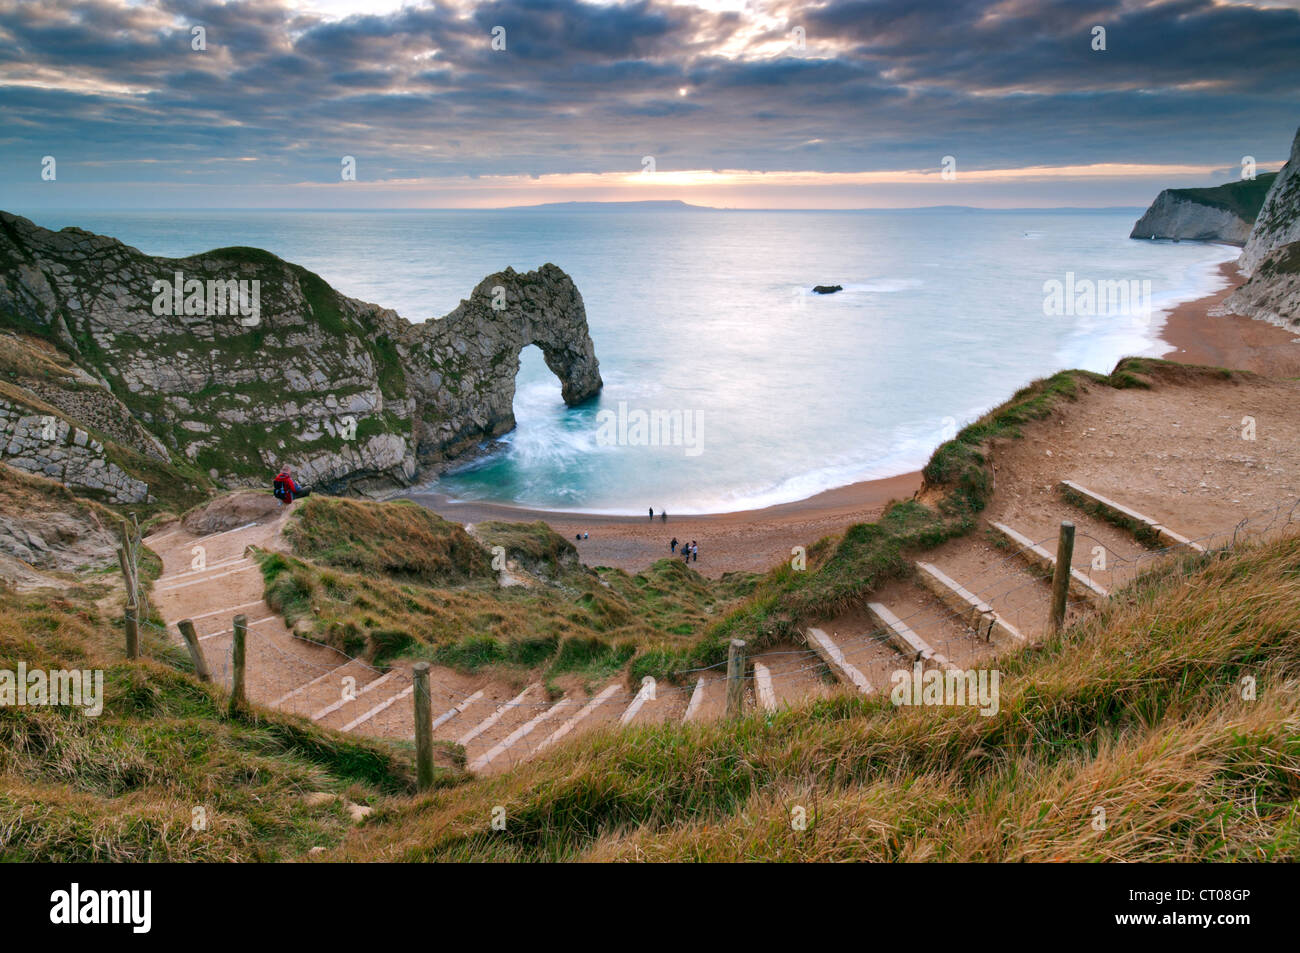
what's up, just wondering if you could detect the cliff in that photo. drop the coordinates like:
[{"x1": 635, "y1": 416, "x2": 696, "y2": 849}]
[
  {"x1": 1237, "y1": 127, "x2": 1300, "y2": 276},
  {"x1": 0, "y1": 212, "x2": 602, "y2": 501},
  {"x1": 1216, "y1": 240, "x2": 1300, "y2": 331},
  {"x1": 1217, "y1": 126, "x2": 1300, "y2": 329},
  {"x1": 1130, "y1": 173, "x2": 1277, "y2": 244}
]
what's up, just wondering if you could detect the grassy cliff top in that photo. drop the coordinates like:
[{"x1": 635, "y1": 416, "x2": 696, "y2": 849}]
[{"x1": 1164, "y1": 171, "x2": 1278, "y2": 222}]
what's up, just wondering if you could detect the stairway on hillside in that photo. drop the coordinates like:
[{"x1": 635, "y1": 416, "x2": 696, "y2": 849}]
[{"x1": 143, "y1": 476, "x2": 1268, "y2": 776}]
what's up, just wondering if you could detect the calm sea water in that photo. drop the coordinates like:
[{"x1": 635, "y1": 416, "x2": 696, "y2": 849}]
[{"x1": 20, "y1": 207, "x2": 1238, "y2": 514}]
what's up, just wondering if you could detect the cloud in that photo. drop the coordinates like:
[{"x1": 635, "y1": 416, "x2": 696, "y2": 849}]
[{"x1": 0, "y1": 0, "x2": 1295, "y2": 206}]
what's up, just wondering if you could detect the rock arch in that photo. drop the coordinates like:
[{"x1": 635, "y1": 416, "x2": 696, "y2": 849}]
[{"x1": 403, "y1": 264, "x2": 604, "y2": 466}]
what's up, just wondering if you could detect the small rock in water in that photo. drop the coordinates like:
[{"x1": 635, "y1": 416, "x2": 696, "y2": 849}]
[{"x1": 812, "y1": 284, "x2": 843, "y2": 295}]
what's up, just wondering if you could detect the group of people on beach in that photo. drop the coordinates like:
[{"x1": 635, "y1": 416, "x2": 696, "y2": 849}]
[{"x1": 670, "y1": 537, "x2": 698, "y2": 563}]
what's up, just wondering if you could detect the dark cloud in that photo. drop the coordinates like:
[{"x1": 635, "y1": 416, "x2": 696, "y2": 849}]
[{"x1": 0, "y1": 0, "x2": 1295, "y2": 199}]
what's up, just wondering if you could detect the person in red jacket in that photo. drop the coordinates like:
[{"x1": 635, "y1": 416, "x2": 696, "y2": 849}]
[{"x1": 273, "y1": 466, "x2": 310, "y2": 505}]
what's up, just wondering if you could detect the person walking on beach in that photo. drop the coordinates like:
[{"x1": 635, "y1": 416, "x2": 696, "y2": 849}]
[
  {"x1": 649, "y1": 507, "x2": 654, "y2": 521},
  {"x1": 661, "y1": 509, "x2": 667, "y2": 523},
  {"x1": 671, "y1": 537, "x2": 678, "y2": 553},
  {"x1": 691, "y1": 541, "x2": 698, "y2": 562}
]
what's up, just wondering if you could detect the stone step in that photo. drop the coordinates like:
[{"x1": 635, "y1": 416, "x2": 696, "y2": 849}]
[
  {"x1": 341, "y1": 682, "x2": 414, "y2": 733},
  {"x1": 915, "y1": 561, "x2": 1027, "y2": 648},
  {"x1": 312, "y1": 671, "x2": 401, "y2": 726},
  {"x1": 535, "y1": 683, "x2": 625, "y2": 753},
  {"x1": 619, "y1": 677, "x2": 658, "y2": 725},
  {"x1": 989, "y1": 521, "x2": 1109, "y2": 604},
  {"x1": 682, "y1": 676, "x2": 709, "y2": 721},
  {"x1": 470, "y1": 696, "x2": 574, "y2": 773},
  {"x1": 272, "y1": 658, "x2": 384, "y2": 717},
  {"x1": 804, "y1": 628, "x2": 875, "y2": 695},
  {"x1": 866, "y1": 601, "x2": 959, "y2": 672},
  {"x1": 753, "y1": 662, "x2": 777, "y2": 711},
  {"x1": 458, "y1": 683, "x2": 544, "y2": 763},
  {"x1": 1060, "y1": 480, "x2": 1205, "y2": 554}
]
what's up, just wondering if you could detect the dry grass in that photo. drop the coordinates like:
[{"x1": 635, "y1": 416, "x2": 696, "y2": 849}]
[
  {"x1": 0, "y1": 585, "x2": 453, "y2": 862},
  {"x1": 330, "y1": 531, "x2": 1300, "y2": 862},
  {"x1": 261, "y1": 502, "x2": 752, "y2": 688}
]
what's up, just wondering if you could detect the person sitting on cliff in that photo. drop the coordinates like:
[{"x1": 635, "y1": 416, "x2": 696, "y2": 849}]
[{"x1": 273, "y1": 466, "x2": 310, "y2": 505}]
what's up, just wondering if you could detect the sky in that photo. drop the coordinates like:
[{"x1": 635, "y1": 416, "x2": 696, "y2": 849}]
[{"x1": 0, "y1": 0, "x2": 1297, "y2": 209}]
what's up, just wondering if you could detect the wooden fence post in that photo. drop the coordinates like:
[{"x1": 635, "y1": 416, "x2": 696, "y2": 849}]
[
  {"x1": 228, "y1": 614, "x2": 248, "y2": 716},
  {"x1": 177, "y1": 619, "x2": 212, "y2": 683},
  {"x1": 725, "y1": 638, "x2": 746, "y2": 719},
  {"x1": 124, "y1": 601, "x2": 140, "y2": 660},
  {"x1": 1048, "y1": 521, "x2": 1075, "y2": 635},
  {"x1": 412, "y1": 662, "x2": 435, "y2": 792}
]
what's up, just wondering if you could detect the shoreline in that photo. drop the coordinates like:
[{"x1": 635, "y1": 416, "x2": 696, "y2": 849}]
[
  {"x1": 410, "y1": 256, "x2": 1299, "y2": 575},
  {"x1": 1154, "y1": 260, "x2": 1300, "y2": 377},
  {"x1": 408, "y1": 470, "x2": 923, "y2": 577}
]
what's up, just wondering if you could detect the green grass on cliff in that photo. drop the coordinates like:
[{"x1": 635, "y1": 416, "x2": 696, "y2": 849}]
[
  {"x1": 283, "y1": 497, "x2": 494, "y2": 586},
  {"x1": 258, "y1": 498, "x2": 751, "y2": 689},
  {"x1": 1164, "y1": 171, "x2": 1278, "y2": 222},
  {"x1": 7, "y1": 474, "x2": 1297, "y2": 863}
]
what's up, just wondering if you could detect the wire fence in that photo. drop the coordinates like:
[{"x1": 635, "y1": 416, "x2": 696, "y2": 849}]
[{"x1": 128, "y1": 490, "x2": 1300, "y2": 774}]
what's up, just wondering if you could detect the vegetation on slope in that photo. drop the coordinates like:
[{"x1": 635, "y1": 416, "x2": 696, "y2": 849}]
[
  {"x1": 260, "y1": 497, "x2": 753, "y2": 688},
  {"x1": 283, "y1": 497, "x2": 493, "y2": 586},
  {"x1": 1162, "y1": 171, "x2": 1279, "y2": 223},
  {"x1": 0, "y1": 331, "x2": 213, "y2": 516},
  {"x1": 333, "y1": 530, "x2": 1300, "y2": 862},
  {"x1": 0, "y1": 583, "x2": 456, "y2": 862}
]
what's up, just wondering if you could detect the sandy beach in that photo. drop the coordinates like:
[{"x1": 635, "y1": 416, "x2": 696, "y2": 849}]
[
  {"x1": 1156, "y1": 260, "x2": 1300, "y2": 378},
  {"x1": 408, "y1": 470, "x2": 922, "y2": 577},
  {"x1": 411, "y1": 257, "x2": 1299, "y2": 577}
]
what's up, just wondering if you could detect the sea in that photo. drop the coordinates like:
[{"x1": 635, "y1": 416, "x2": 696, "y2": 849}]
[{"x1": 20, "y1": 207, "x2": 1240, "y2": 514}]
